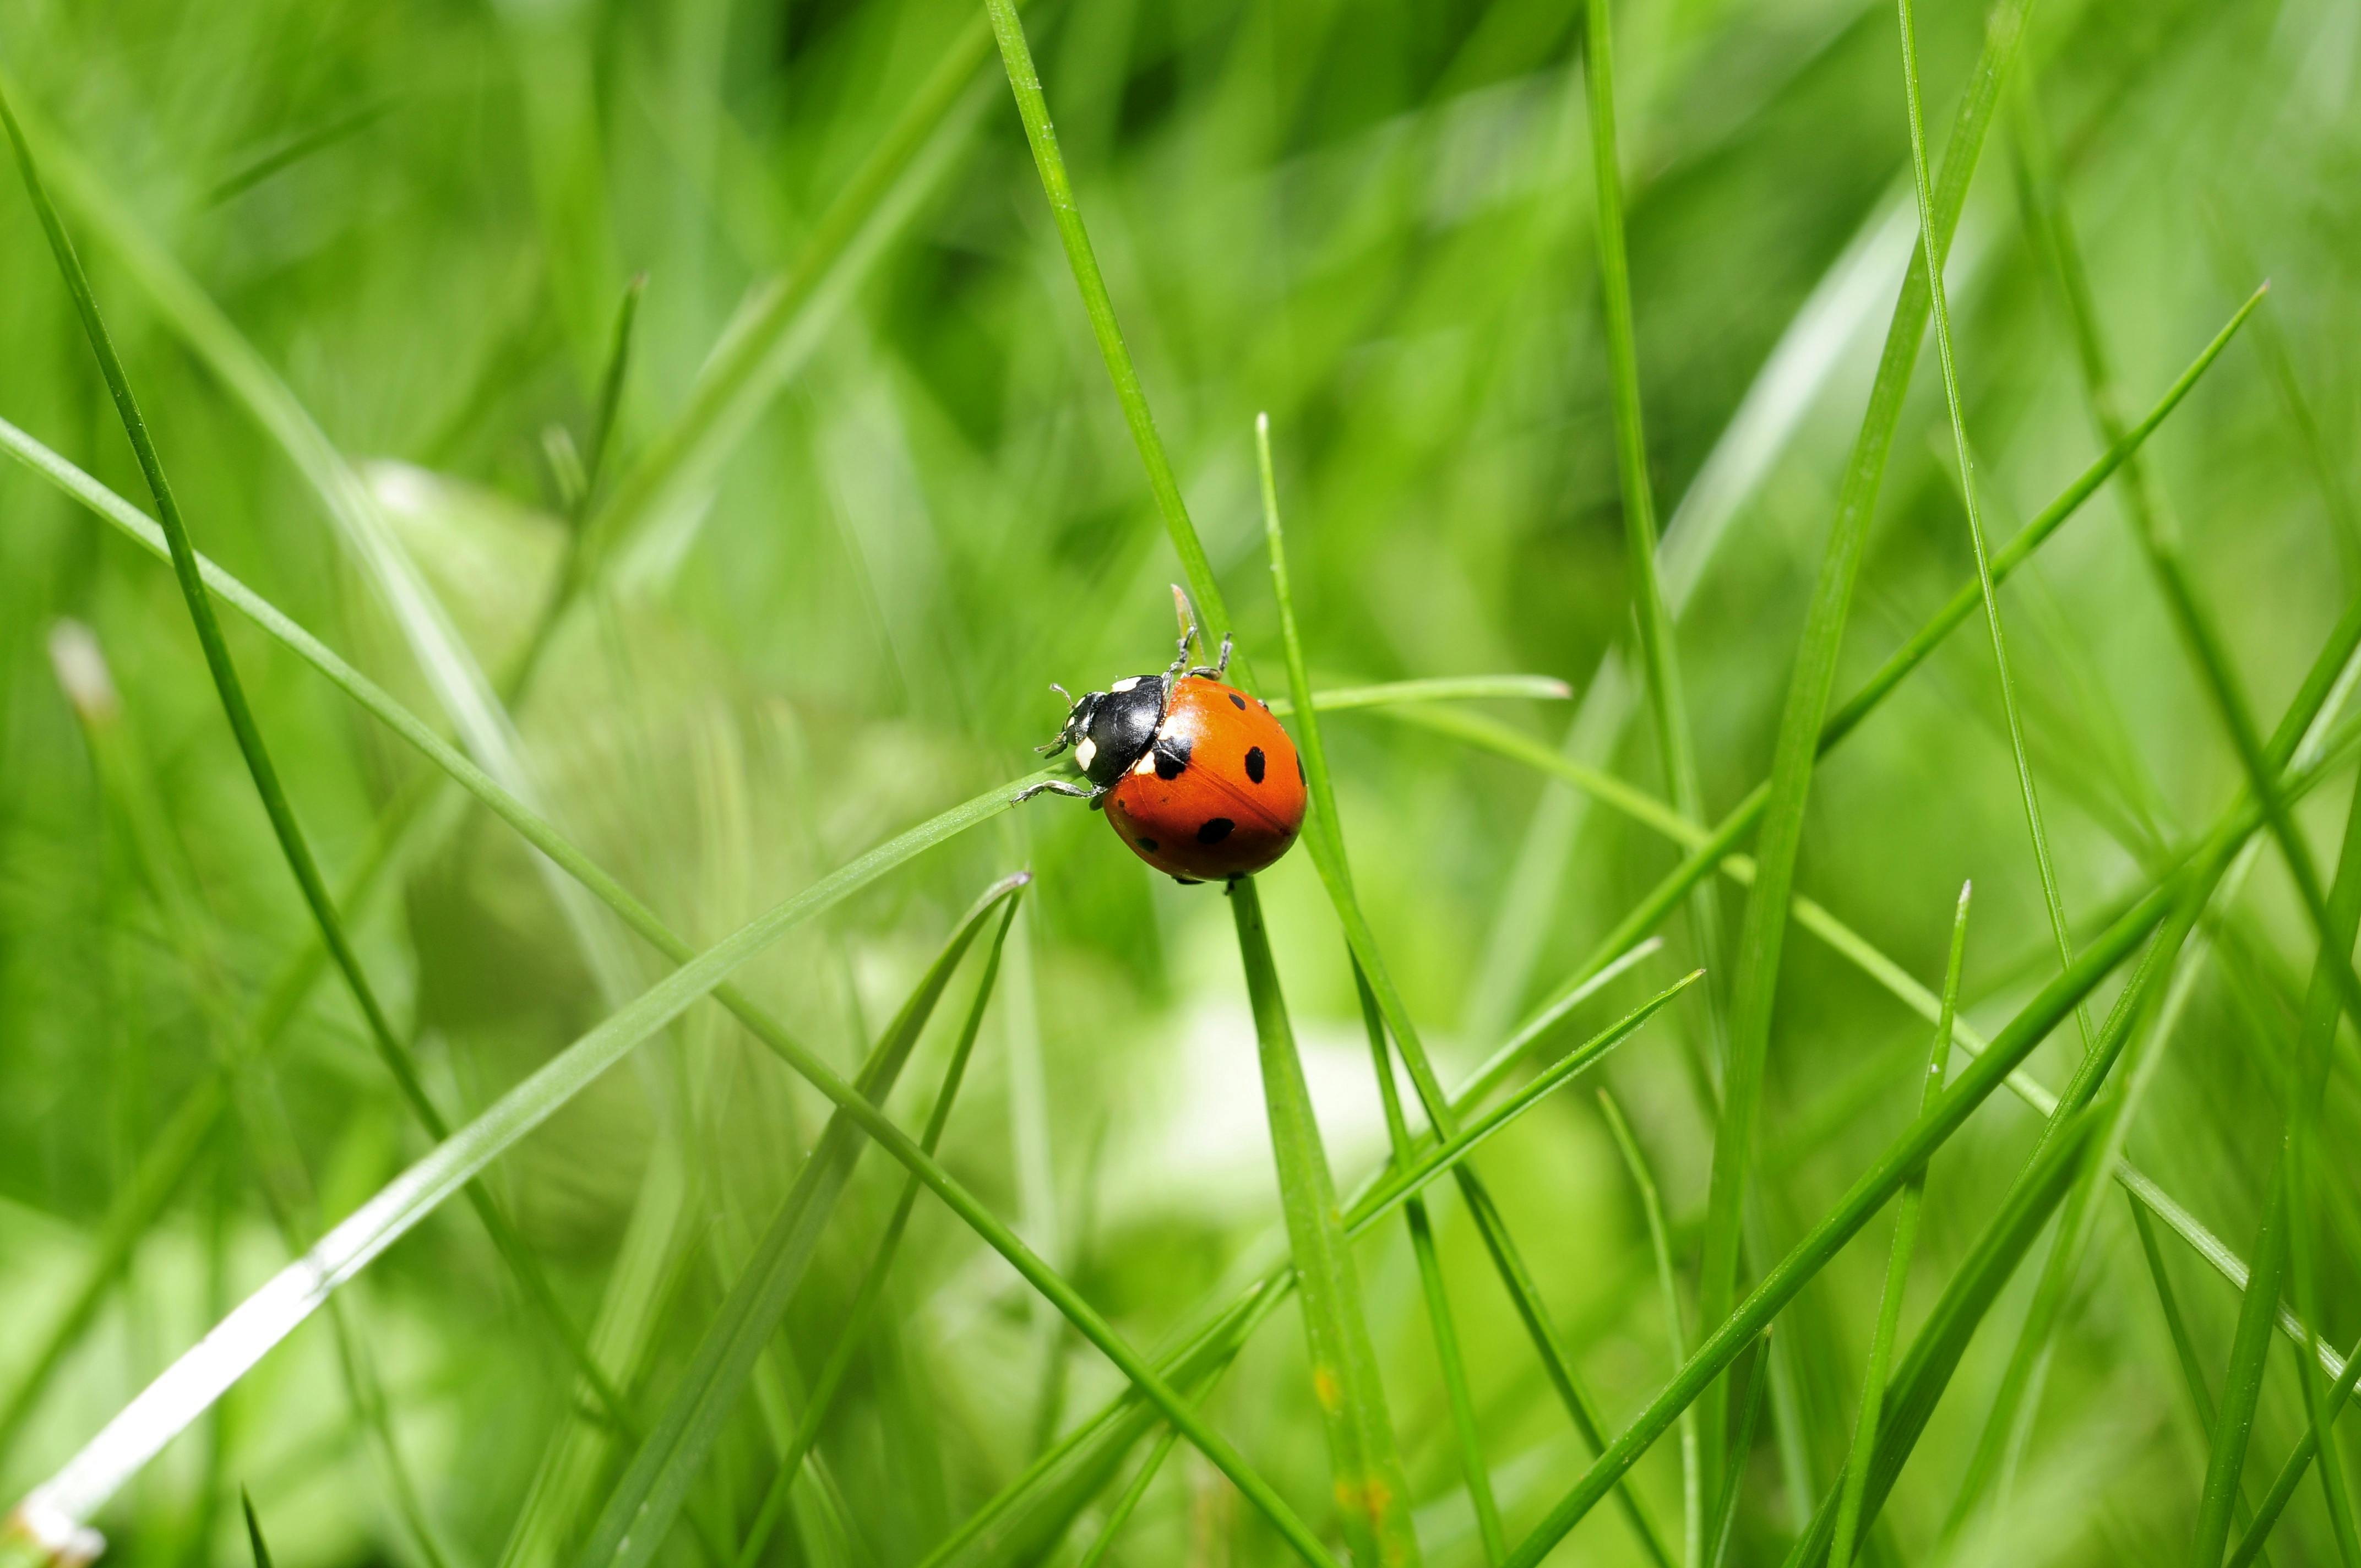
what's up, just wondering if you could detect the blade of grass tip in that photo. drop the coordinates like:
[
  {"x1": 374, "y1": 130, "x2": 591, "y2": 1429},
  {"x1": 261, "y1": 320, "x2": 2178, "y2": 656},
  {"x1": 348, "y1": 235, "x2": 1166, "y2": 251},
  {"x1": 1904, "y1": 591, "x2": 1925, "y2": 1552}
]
[
  {"x1": 1828, "y1": 881, "x2": 1970, "y2": 1567},
  {"x1": 1583, "y1": 0, "x2": 1727, "y2": 1081},
  {"x1": 1597, "y1": 1089, "x2": 1700, "y2": 1568},
  {"x1": 1257, "y1": 413, "x2": 1680, "y2": 1568},
  {"x1": 1704, "y1": 1331, "x2": 1771, "y2": 1568},
  {"x1": 240, "y1": 1490, "x2": 273, "y2": 1568},
  {"x1": 1230, "y1": 877, "x2": 1422, "y2": 1568},
  {"x1": 1357, "y1": 961, "x2": 1506, "y2": 1565},
  {"x1": 0, "y1": 90, "x2": 644, "y2": 1442},
  {"x1": 507, "y1": 273, "x2": 645, "y2": 707},
  {"x1": 733, "y1": 901, "x2": 1016, "y2": 1568},
  {"x1": 1498, "y1": 873, "x2": 2175, "y2": 1568},
  {"x1": 985, "y1": 0, "x2": 1231, "y2": 644},
  {"x1": 1695, "y1": 0, "x2": 2036, "y2": 1494},
  {"x1": 1076, "y1": 1424, "x2": 1186, "y2": 1568},
  {"x1": 0, "y1": 426, "x2": 1330, "y2": 1568},
  {"x1": 1896, "y1": 0, "x2": 2091, "y2": 1057},
  {"x1": 579, "y1": 881, "x2": 1027, "y2": 1568}
]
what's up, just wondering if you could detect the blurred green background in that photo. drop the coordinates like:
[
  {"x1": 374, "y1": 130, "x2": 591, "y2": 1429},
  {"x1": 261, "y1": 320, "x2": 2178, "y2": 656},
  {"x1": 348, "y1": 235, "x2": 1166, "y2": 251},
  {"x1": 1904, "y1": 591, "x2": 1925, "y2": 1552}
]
[{"x1": 2, "y1": 0, "x2": 2357, "y2": 1562}]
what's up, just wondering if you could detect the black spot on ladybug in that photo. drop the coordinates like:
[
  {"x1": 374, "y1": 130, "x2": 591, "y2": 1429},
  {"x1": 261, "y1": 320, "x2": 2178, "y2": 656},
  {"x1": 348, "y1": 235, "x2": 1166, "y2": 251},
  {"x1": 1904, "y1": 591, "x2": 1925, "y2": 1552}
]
[
  {"x1": 1198, "y1": 818, "x2": 1235, "y2": 845},
  {"x1": 1244, "y1": 746, "x2": 1266, "y2": 783},
  {"x1": 1152, "y1": 734, "x2": 1192, "y2": 780},
  {"x1": 1227, "y1": 692, "x2": 1247, "y2": 709},
  {"x1": 1137, "y1": 837, "x2": 1158, "y2": 852}
]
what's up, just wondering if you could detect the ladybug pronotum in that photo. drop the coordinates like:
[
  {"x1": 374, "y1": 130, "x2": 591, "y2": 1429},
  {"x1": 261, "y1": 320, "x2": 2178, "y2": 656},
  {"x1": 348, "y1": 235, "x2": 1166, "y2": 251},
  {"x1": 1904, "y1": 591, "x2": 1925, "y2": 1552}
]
[{"x1": 1017, "y1": 623, "x2": 1308, "y2": 883}]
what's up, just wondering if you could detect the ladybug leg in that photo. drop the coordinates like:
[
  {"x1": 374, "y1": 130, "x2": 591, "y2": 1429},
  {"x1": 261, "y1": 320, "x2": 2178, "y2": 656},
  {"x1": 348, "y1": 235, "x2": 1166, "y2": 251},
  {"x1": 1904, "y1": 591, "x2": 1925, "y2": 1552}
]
[
  {"x1": 1185, "y1": 630, "x2": 1233, "y2": 680},
  {"x1": 1011, "y1": 778, "x2": 1092, "y2": 804}
]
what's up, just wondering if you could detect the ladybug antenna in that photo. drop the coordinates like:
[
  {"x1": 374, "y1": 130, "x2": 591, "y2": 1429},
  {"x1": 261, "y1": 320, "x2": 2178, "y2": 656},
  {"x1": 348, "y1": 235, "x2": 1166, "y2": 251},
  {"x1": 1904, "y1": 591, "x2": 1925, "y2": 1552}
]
[
  {"x1": 1049, "y1": 682, "x2": 1074, "y2": 707},
  {"x1": 1171, "y1": 584, "x2": 1201, "y2": 658}
]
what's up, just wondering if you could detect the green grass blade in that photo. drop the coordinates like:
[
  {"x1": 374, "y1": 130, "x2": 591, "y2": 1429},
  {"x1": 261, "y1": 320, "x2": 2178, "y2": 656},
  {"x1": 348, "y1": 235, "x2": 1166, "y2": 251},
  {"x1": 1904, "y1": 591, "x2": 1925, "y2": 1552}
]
[
  {"x1": 1597, "y1": 1089, "x2": 1700, "y2": 1568},
  {"x1": 1704, "y1": 1331, "x2": 1772, "y2": 1568},
  {"x1": 1075, "y1": 1424, "x2": 1184, "y2": 1568},
  {"x1": 1827, "y1": 881, "x2": 1970, "y2": 1566},
  {"x1": 1358, "y1": 959, "x2": 1505, "y2": 1564},
  {"x1": 1582, "y1": 0, "x2": 1723, "y2": 1086},
  {"x1": 1263, "y1": 677, "x2": 1574, "y2": 716},
  {"x1": 1258, "y1": 417, "x2": 1678, "y2": 1567},
  {"x1": 2230, "y1": 1327, "x2": 2361, "y2": 1566},
  {"x1": 1231, "y1": 878, "x2": 1422, "y2": 1567},
  {"x1": 240, "y1": 1489, "x2": 274, "y2": 1568},
  {"x1": 985, "y1": 0, "x2": 1230, "y2": 639},
  {"x1": 731, "y1": 903, "x2": 1015, "y2": 1568},
  {"x1": 1499, "y1": 868, "x2": 2177, "y2": 1567},
  {"x1": 0, "y1": 74, "x2": 639, "y2": 1442},
  {"x1": 1695, "y1": 4, "x2": 2034, "y2": 1483},
  {"x1": 1894, "y1": 0, "x2": 2089, "y2": 1054},
  {"x1": 579, "y1": 883, "x2": 1026, "y2": 1568}
]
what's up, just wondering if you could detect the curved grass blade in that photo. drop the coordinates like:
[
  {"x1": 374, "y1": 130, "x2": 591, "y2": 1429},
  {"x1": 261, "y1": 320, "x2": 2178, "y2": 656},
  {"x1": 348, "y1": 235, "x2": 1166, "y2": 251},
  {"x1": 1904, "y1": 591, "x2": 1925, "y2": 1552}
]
[
  {"x1": 731, "y1": 910, "x2": 1014, "y2": 1568},
  {"x1": 0, "y1": 77, "x2": 634, "y2": 1440},
  {"x1": 1597, "y1": 1090, "x2": 1700, "y2": 1568},
  {"x1": 1231, "y1": 878, "x2": 1421, "y2": 1567},
  {"x1": 1358, "y1": 961, "x2": 1504, "y2": 1565},
  {"x1": 1258, "y1": 417, "x2": 1677, "y2": 1567},
  {"x1": 578, "y1": 883, "x2": 1026, "y2": 1568},
  {"x1": 1827, "y1": 881, "x2": 1970, "y2": 1566},
  {"x1": 1695, "y1": 0, "x2": 2035, "y2": 1488}
]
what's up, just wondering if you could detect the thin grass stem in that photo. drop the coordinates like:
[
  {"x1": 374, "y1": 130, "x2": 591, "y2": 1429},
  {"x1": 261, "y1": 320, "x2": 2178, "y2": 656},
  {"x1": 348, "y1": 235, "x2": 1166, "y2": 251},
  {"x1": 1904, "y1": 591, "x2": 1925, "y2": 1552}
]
[{"x1": 1597, "y1": 1090, "x2": 1700, "y2": 1568}]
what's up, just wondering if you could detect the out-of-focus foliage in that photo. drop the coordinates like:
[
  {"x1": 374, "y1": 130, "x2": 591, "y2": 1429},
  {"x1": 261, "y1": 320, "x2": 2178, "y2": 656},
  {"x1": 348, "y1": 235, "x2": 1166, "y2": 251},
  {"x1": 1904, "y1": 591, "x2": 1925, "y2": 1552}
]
[{"x1": 1, "y1": 0, "x2": 2357, "y2": 1562}]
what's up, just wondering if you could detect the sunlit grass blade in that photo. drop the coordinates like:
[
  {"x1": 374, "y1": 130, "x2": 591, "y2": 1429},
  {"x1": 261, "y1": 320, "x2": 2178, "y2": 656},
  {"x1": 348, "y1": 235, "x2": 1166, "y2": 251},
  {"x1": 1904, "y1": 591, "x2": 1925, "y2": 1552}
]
[
  {"x1": 0, "y1": 75, "x2": 640, "y2": 1442},
  {"x1": 1259, "y1": 417, "x2": 1677, "y2": 1566},
  {"x1": 2229, "y1": 1326, "x2": 2361, "y2": 1566},
  {"x1": 6, "y1": 790, "x2": 1034, "y2": 1538},
  {"x1": 1358, "y1": 960, "x2": 1504, "y2": 1565},
  {"x1": 1828, "y1": 881, "x2": 1968, "y2": 1566},
  {"x1": 727, "y1": 896, "x2": 1010, "y2": 1568},
  {"x1": 1231, "y1": 878, "x2": 1421, "y2": 1567},
  {"x1": 578, "y1": 882, "x2": 1025, "y2": 1568},
  {"x1": 1696, "y1": 1, "x2": 2036, "y2": 1486},
  {"x1": 1597, "y1": 1089, "x2": 1699, "y2": 1568}
]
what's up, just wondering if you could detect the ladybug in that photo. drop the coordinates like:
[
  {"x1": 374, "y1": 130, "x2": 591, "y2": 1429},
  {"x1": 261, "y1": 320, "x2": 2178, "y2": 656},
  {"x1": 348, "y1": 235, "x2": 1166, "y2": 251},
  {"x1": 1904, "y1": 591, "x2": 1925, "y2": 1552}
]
[{"x1": 1017, "y1": 624, "x2": 1308, "y2": 883}]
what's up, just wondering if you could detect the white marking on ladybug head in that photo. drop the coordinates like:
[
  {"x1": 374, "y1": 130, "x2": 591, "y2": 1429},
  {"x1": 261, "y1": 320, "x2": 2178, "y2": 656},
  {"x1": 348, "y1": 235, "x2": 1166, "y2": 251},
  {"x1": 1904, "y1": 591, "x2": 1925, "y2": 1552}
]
[
  {"x1": 1132, "y1": 753, "x2": 1157, "y2": 775},
  {"x1": 1076, "y1": 737, "x2": 1098, "y2": 771},
  {"x1": 1111, "y1": 676, "x2": 1140, "y2": 693}
]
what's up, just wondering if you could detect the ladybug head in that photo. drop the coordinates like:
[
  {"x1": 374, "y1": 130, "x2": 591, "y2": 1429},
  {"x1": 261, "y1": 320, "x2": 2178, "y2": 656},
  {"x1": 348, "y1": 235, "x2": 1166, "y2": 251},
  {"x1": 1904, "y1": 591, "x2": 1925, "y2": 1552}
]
[{"x1": 1040, "y1": 674, "x2": 1168, "y2": 787}]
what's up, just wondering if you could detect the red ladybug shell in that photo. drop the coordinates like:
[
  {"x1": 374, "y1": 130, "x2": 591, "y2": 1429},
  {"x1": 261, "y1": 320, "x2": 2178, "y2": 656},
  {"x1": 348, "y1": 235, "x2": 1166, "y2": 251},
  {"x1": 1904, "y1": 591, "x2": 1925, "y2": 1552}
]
[{"x1": 1105, "y1": 677, "x2": 1307, "y2": 880}]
